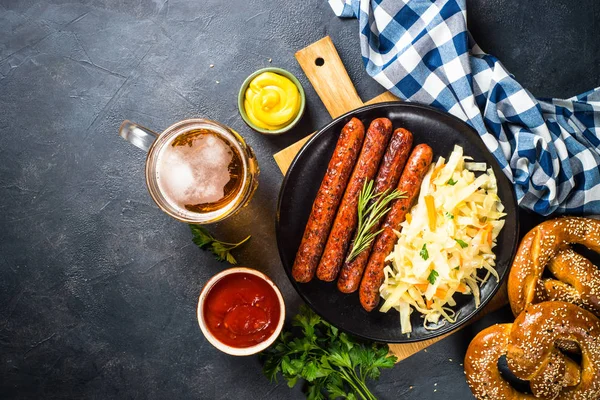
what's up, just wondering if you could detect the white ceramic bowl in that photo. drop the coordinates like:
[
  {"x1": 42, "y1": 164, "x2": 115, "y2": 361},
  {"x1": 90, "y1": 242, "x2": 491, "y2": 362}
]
[{"x1": 197, "y1": 267, "x2": 285, "y2": 356}]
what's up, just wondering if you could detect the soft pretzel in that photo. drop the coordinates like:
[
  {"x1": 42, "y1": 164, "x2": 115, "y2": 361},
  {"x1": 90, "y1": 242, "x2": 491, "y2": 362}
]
[
  {"x1": 465, "y1": 301, "x2": 600, "y2": 400},
  {"x1": 465, "y1": 323, "x2": 537, "y2": 399},
  {"x1": 543, "y1": 248, "x2": 600, "y2": 315},
  {"x1": 508, "y1": 217, "x2": 600, "y2": 316}
]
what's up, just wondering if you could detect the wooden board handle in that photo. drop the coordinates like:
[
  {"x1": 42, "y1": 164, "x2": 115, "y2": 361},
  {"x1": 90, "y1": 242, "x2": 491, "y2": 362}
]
[
  {"x1": 273, "y1": 92, "x2": 399, "y2": 174},
  {"x1": 295, "y1": 36, "x2": 363, "y2": 119}
]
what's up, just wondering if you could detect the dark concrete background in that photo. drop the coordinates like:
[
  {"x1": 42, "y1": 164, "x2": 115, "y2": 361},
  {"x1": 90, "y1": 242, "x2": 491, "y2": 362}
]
[{"x1": 0, "y1": 0, "x2": 598, "y2": 399}]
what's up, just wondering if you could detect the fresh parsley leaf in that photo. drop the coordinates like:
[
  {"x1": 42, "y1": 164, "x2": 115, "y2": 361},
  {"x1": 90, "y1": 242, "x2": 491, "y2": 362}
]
[
  {"x1": 326, "y1": 380, "x2": 348, "y2": 400},
  {"x1": 286, "y1": 375, "x2": 299, "y2": 388},
  {"x1": 302, "y1": 361, "x2": 327, "y2": 382},
  {"x1": 454, "y1": 266, "x2": 460, "y2": 270},
  {"x1": 280, "y1": 356, "x2": 293, "y2": 376},
  {"x1": 189, "y1": 224, "x2": 250, "y2": 264},
  {"x1": 223, "y1": 250, "x2": 237, "y2": 264},
  {"x1": 447, "y1": 178, "x2": 457, "y2": 185},
  {"x1": 445, "y1": 212, "x2": 454, "y2": 219},
  {"x1": 329, "y1": 324, "x2": 339, "y2": 338},
  {"x1": 371, "y1": 353, "x2": 396, "y2": 370},
  {"x1": 338, "y1": 332, "x2": 354, "y2": 351},
  {"x1": 348, "y1": 346, "x2": 363, "y2": 369},
  {"x1": 261, "y1": 305, "x2": 395, "y2": 400},
  {"x1": 287, "y1": 337, "x2": 310, "y2": 354},
  {"x1": 282, "y1": 356, "x2": 304, "y2": 377},
  {"x1": 329, "y1": 348, "x2": 352, "y2": 369},
  {"x1": 455, "y1": 238, "x2": 468, "y2": 248},
  {"x1": 319, "y1": 354, "x2": 333, "y2": 371},
  {"x1": 293, "y1": 312, "x2": 313, "y2": 337},
  {"x1": 420, "y1": 243, "x2": 429, "y2": 260},
  {"x1": 359, "y1": 345, "x2": 397, "y2": 381},
  {"x1": 307, "y1": 381, "x2": 326, "y2": 400},
  {"x1": 263, "y1": 356, "x2": 281, "y2": 383},
  {"x1": 308, "y1": 312, "x2": 322, "y2": 329},
  {"x1": 190, "y1": 224, "x2": 215, "y2": 248},
  {"x1": 427, "y1": 270, "x2": 439, "y2": 285}
]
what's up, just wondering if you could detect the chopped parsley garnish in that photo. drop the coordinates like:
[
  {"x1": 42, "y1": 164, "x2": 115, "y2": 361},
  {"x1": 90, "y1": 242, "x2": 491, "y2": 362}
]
[
  {"x1": 427, "y1": 270, "x2": 439, "y2": 285},
  {"x1": 420, "y1": 243, "x2": 429, "y2": 260},
  {"x1": 455, "y1": 239, "x2": 468, "y2": 249},
  {"x1": 447, "y1": 178, "x2": 457, "y2": 185}
]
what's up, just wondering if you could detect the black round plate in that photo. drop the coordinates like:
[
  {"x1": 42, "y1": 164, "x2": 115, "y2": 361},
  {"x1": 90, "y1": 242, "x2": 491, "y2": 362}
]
[{"x1": 276, "y1": 102, "x2": 519, "y2": 343}]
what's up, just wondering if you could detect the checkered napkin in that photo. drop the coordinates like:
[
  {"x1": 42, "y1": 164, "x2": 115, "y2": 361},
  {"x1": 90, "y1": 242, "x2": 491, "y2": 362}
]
[{"x1": 328, "y1": 0, "x2": 600, "y2": 215}]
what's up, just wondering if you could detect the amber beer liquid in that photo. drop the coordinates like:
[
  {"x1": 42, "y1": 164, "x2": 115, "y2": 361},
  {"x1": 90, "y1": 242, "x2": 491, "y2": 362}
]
[{"x1": 120, "y1": 119, "x2": 258, "y2": 224}]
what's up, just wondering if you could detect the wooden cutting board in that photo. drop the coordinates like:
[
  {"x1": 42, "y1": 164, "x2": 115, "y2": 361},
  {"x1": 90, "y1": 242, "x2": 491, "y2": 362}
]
[{"x1": 274, "y1": 36, "x2": 508, "y2": 362}]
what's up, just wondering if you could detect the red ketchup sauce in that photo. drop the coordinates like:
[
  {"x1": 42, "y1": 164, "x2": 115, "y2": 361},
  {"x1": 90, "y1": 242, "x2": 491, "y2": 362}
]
[{"x1": 203, "y1": 272, "x2": 280, "y2": 348}]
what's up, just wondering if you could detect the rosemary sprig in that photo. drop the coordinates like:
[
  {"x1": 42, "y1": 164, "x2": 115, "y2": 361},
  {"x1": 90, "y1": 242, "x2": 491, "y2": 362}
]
[{"x1": 346, "y1": 180, "x2": 406, "y2": 263}]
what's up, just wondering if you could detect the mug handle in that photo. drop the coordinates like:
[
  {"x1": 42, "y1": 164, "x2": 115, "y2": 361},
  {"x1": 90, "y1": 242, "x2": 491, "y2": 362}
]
[{"x1": 119, "y1": 120, "x2": 159, "y2": 152}]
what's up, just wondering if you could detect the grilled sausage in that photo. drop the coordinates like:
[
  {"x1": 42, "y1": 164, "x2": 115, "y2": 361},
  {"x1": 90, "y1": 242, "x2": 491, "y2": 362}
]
[
  {"x1": 316, "y1": 118, "x2": 393, "y2": 282},
  {"x1": 292, "y1": 117, "x2": 366, "y2": 283},
  {"x1": 359, "y1": 144, "x2": 433, "y2": 311},
  {"x1": 337, "y1": 128, "x2": 413, "y2": 293}
]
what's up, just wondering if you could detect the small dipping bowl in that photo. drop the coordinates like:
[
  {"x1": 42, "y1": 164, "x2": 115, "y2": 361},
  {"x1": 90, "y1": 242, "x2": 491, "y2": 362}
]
[
  {"x1": 197, "y1": 267, "x2": 285, "y2": 356},
  {"x1": 238, "y1": 67, "x2": 306, "y2": 135}
]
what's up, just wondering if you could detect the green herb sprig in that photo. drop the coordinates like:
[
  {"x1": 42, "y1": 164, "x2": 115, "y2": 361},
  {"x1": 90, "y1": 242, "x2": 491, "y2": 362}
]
[
  {"x1": 261, "y1": 305, "x2": 397, "y2": 400},
  {"x1": 346, "y1": 180, "x2": 406, "y2": 263},
  {"x1": 427, "y1": 269, "x2": 439, "y2": 285},
  {"x1": 420, "y1": 243, "x2": 429, "y2": 260},
  {"x1": 454, "y1": 238, "x2": 468, "y2": 249},
  {"x1": 190, "y1": 224, "x2": 250, "y2": 264}
]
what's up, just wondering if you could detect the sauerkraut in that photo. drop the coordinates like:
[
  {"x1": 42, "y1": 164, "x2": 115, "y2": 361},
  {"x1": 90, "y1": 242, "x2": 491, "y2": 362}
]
[{"x1": 379, "y1": 145, "x2": 505, "y2": 335}]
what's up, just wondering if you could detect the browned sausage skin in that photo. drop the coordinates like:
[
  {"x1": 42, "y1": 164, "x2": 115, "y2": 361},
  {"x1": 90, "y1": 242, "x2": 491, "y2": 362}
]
[
  {"x1": 359, "y1": 144, "x2": 433, "y2": 311},
  {"x1": 337, "y1": 128, "x2": 413, "y2": 293},
  {"x1": 292, "y1": 117, "x2": 366, "y2": 283},
  {"x1": 316, "y1": 118, "x2": 393, "y2": 282}
]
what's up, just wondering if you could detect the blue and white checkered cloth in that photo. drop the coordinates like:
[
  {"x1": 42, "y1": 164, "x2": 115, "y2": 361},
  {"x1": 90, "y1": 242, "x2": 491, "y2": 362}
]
[{"x1": 329, "y1": 0, "x2": 600, "y2": 215}]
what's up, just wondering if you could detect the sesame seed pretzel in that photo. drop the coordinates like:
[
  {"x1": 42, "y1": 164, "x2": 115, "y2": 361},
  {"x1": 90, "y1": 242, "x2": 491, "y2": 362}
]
[
  {"x1": 508, "y1": 217, "x2": 600, "y2": 317},
  {"x1": 543, "y1": 248, "x2": 600, "y2": 316},
  {"x1": 465, "y1": 301, "x2": 600, "y2": 400}
]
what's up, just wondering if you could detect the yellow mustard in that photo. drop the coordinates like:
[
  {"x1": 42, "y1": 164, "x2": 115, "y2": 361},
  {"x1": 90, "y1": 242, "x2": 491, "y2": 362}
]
[{"x1": 244, "y1": 72, "x2": 300, "y2": 131}]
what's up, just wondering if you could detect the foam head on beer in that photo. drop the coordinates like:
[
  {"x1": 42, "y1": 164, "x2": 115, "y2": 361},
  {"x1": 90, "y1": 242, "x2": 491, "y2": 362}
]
[{"x1": 155, "y1": 129, "x2": 244, "y2": 216}]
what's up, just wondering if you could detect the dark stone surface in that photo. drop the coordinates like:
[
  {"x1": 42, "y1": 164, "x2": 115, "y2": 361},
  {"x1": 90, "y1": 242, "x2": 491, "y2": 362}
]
[{"x1": 0, "y1": 1, "x2": 598, "y2": 399}]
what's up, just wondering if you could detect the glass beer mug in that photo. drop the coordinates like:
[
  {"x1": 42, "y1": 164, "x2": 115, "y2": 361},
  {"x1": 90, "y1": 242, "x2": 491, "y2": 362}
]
[{"x1": 119, "y1": 119, "x2": 259, "y2": 224}]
